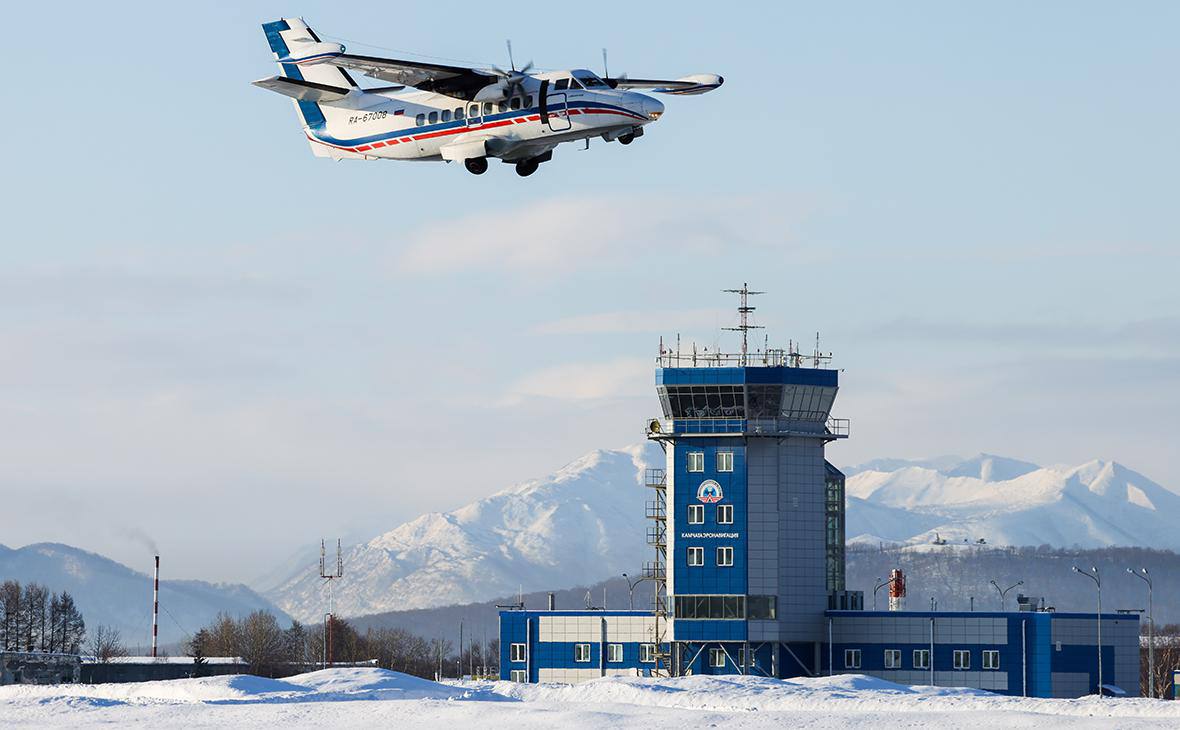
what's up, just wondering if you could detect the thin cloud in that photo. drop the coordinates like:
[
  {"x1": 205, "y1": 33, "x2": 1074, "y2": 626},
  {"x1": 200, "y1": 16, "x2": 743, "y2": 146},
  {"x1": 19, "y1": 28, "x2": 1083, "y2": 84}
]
[
  {"x1": 532, "y1": 308, "x2": 730, "y2": 336},
  {"x1": 395, "y1": 194, "x2": 809, "y2": 273},
  {"x1": 496, "y1": 358, "x2": 652, "y2": 406}
]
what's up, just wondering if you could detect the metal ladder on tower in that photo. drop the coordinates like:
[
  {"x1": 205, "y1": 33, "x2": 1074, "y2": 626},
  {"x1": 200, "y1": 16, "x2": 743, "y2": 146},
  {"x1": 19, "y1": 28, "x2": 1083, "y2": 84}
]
[{"x1": 644, "y1": 467, "x2": 673, "y2": 676}]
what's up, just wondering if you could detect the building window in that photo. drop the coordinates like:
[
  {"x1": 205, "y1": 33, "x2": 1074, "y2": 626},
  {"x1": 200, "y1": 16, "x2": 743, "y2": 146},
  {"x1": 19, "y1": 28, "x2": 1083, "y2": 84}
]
[
  {"x1": 982, "y1": 650, "x2": 1000, "y2": 670},
  {"x1": 688, "y1": 504, "x2": 704, "y2": 524},
  {"x1": 574, "y1": 644, "x2": 591, "y2": 663},
  {"x1": 717, "y1": 451, "x2": 734, "y2": 472},
  {"x1": 709, "y1": 648, "x2": 726, "y2": 668},
  {"x1": 687, "y1": 452, "x2": 705, "y2": 472},
  {"x1": 639, "y1": 644, "x2": 656, "y2": 663},
  {"x1": 607, "y1": 643, "x2": 623, "y2": 663},
  {"x1": 717, "y1": 504, "x2": 734, "y2": 524},
  {"x1": 510, "y1": 643, "x2": 526, "y2": 662},
  {"x1": 844, "y1": 649, "x2": 861, "y2": 669},
  {"x1": 717, "y1": 546, "x2": 734, "y2": 567},
  {"x1": 953, "y1": 649, "x2": 970, "y2": 670},
  {"x1": 913, "y1": 649, "x2": 930, "y2": 670},
  {"x1": 884, "y1": 649, "x2": 901, "y2": 669},
  {"x1": 737, "y1": 647, "x2": 755, "y2": 668},
  {"x1": 673, "y1": 595, "x2": 746, "y2": 620},
  {"x1": 687, "y1": 547, "x2": 704, "y2": 566},
  {"x1": 748, "y1": 595, "x2": 776, "y2": 620},
  {"x1": 510, "y1": 669, "x2": 527, "y2": 683}
]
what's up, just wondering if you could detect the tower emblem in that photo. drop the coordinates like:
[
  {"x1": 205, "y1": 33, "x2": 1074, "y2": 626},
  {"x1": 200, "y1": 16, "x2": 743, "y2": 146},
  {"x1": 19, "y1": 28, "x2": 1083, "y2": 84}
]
[{"x1": 697, "y1": 480, "x2": 723, "y2": 503}]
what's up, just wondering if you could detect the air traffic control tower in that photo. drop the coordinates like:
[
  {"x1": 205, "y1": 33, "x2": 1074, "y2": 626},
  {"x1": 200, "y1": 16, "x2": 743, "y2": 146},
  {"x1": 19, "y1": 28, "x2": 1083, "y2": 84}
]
[{"x1": 642, "y1": 284, "x2": 860, "y2": 677}]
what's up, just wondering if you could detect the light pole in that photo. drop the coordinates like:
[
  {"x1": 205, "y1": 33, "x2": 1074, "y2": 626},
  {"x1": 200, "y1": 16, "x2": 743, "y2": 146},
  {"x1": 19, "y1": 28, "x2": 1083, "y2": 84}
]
[
  {"x1": 873, "y1": 577, "x2": 890, "y2": 611},
  {"x1": 989, "y1": 579, "x2": 1024, "y2": 611},
  {"x1": 622, "y1": 573, "x2": 650, "y2": 611},
  {"x1": 1128, "y1": 568, "x2": 1154, "y2": 698},
  {"x1": 1073, "y1": 566, "x2": 1103, "y2": 698}
]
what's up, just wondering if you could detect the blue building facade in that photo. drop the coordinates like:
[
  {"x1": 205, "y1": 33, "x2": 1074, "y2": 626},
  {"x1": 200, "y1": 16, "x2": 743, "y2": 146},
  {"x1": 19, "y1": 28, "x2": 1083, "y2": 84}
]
[{"x1": 499, "y1": 291, "x2": 1139, "y2": 697}]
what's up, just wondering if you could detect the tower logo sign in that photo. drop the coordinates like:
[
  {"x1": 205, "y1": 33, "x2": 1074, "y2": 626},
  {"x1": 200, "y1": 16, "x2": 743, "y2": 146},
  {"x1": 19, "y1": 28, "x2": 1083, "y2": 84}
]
[{"x1": 697, "y1": 480, "x2": 723, "y2": 503}]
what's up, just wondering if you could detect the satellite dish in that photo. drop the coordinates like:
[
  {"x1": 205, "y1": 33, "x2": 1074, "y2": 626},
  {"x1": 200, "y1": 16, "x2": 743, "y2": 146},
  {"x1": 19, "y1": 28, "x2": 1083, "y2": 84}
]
[{"x1": 647, "y1": 419, "x2": 662, "y2": 434}]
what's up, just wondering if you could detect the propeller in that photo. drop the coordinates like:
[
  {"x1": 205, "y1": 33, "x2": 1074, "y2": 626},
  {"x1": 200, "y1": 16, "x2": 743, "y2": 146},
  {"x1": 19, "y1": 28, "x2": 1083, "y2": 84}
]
[
  {"x1": 601, "y1": 47, "x2": 627, "y2": 88},
  {"x1": 490, "y1": 39, "x2": 533, "y2": 99}
]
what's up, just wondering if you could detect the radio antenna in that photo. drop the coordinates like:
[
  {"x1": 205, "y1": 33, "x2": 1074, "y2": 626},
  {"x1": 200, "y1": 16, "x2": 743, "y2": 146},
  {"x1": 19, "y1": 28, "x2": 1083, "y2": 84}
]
[
  {"x1": 722, "y1": 283, "x2": 764, "y2": 366},
  {"x1": 319, "y1": 539, "x2": 344, "y2": 667}
]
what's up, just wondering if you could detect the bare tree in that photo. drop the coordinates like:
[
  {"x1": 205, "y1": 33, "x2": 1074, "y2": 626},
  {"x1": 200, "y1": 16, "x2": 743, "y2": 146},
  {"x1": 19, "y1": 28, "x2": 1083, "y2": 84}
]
[
  {"x1": 239, "y1": 610, "x2": 286, "y2": 676},
  {"x1": 87, "y1": 625, "x2": 128, "y2": 663}
]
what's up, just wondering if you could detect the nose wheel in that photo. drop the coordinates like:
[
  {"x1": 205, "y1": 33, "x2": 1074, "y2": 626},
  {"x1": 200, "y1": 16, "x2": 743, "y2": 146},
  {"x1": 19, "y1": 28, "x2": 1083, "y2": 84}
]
[
  {"x1": 464, "y1": 157, "x2": 488, "y2": 175},
  {"x1": 618, "y1": 133, "x2": 635, "y2": 145}
]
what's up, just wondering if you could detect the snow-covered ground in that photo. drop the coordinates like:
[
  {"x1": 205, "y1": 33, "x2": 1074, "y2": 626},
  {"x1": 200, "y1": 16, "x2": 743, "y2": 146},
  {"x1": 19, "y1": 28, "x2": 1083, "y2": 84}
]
[{"x1": 2, "y1": 667, "x2": 1178, "y2": 729}]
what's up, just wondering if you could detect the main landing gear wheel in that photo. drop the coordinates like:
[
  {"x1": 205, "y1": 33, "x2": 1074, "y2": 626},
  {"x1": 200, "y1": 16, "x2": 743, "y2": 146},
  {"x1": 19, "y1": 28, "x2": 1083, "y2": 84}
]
[
  {"x1": 618, "y1": 133, "x2": 635, "y2": 145},
  {"x1": 464, "y1": 157, "x2": 488, "y2": 175},
  {"x1": 515, "y1": 160, "x2": 539, "y2": 177}
]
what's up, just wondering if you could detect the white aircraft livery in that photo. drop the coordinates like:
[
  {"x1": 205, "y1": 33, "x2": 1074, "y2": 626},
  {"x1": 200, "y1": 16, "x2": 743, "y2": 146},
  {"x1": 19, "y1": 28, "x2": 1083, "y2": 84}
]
[{"x1": 253, "y1": 18, "x2": 723, "y2": 176}]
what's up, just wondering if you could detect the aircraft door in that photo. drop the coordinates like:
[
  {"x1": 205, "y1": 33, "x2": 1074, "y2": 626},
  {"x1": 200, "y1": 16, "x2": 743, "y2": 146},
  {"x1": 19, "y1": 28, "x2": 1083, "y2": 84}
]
[{"x1": 546, "y1": 92, "x2": 571, "y2": 131}]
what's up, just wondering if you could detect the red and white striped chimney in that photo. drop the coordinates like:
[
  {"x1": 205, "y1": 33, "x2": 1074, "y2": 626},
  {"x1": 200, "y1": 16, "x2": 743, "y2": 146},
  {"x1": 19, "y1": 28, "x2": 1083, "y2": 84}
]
[{"x1": 152, "y1": 555, "x2": 160, "y2": 658}]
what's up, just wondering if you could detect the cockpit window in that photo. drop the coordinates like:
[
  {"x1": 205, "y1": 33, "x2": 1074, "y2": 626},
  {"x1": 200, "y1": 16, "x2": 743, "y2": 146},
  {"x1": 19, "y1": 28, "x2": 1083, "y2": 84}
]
[
  {"x1": 568, "y1": 77, "x2": 585, "y2": 90},
  {"x1": 554, "y1": 78, "x2": 569, "y2": 91},
  {"x1": 573, "y1": 71, "x2": 608, "y2": 88}
]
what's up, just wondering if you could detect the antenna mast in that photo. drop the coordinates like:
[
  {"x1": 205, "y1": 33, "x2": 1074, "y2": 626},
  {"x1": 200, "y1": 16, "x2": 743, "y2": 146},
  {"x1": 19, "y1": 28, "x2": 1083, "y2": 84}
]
[
  {"x1": 319, "y1": 538, "x2": 344, "y2": 668},
  {"x1": 722, "y1": 283, "x2": 765, "y2": 365}
]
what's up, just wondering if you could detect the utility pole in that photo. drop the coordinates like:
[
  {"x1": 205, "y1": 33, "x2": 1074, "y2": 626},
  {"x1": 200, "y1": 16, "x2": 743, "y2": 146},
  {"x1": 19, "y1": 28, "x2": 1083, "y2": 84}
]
[
  {"x1": 1128, "y1": 568, "x2": 1154, "y2": 698},
  {"x1": 1073, "y1": 566, "x2": 1103, "y2": 698}
]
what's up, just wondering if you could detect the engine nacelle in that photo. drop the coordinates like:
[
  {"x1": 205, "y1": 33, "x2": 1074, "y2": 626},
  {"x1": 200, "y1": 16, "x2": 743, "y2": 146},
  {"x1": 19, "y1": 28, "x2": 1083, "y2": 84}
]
[{"x1": 657, "y1": 73, "x2": 724, "y2": 95}]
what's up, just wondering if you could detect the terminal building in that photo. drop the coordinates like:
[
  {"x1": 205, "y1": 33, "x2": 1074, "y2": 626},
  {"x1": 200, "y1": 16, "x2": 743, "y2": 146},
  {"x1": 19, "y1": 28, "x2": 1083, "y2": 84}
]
[{"x1": 500, "y1": 287, "x2": 1139, "y2": 697}]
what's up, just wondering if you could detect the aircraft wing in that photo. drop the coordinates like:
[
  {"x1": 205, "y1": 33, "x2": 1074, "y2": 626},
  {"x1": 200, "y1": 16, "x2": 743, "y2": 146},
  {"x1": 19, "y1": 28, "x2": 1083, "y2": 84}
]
[
  {"x1": 607, "y1": 74, "x2": 724, "y2": 96},
  {"x1": 327, "y1": 53, "x2": 496, "y2": 100}
]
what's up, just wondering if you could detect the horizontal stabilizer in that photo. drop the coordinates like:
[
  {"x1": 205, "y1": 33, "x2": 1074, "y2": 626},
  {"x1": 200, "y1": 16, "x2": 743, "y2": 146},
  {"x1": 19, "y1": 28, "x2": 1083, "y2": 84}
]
[{"x1": 252, "y1": 75, "x2": 350, "y2": 103}]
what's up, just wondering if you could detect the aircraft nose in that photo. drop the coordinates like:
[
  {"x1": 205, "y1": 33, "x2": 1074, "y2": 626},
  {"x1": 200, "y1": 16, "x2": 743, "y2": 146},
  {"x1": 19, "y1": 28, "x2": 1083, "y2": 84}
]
[{"x1": 643, "y1": 97, "x2": 665, "y2": 121}]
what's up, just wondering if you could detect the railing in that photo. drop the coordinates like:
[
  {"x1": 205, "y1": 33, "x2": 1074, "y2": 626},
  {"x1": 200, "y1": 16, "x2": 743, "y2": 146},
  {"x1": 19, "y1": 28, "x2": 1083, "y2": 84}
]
[
  {"x1": 646, "y1": 526, "x2": 666, "y2": 547},
  {"x1": 644, "y1": 468, "x2": 667, "y2": 488},
  {"x1": 656, "y1": 349, "x2": 833, "y2": 369},
  {"x1": 642, "y1": 562, "x2": 666, "y2": 580},
  {"x1": 645, "y1": 417, "x2": 851, "y2": 438},
  {"x1": 645, "y1": 501, "x2": 666, "y2": 520}
]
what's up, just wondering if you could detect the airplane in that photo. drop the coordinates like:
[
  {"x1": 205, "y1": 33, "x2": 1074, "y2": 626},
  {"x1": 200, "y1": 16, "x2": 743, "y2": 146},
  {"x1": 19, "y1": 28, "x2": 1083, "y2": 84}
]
[{"x1": 253, "y1": 18, "x2": 723, "y2": 176}]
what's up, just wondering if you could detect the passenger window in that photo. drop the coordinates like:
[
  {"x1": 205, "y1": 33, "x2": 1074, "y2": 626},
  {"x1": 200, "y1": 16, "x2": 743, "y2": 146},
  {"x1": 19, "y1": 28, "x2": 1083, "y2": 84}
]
[
  {"x1": 428, "y1": 111, "x2": 438, "y2": 124},
  {"x1": 497, "y1": 100, "x2": 508, "y2": 113},
  {"x1": 455, "y1": 107, "x2": 464, "y2": 120},
  {"x1": 510, "y1": 97, "x2": 521, "y2": 110},
  {"x1": 468, "y1": 104, "x2": 479, "y2": 118},
  {"x1": 415, "y1": 113, "x2": 425, "y2": 126},
  {"x1": 441, "y1": 109, "x2": 451, "y2": 122},
  {"x1": 482, "y1": 102, "x2": 493, "y2": 115},
  {"x1": 554, "y1": 78, "x2": 568, "y2": 91}
]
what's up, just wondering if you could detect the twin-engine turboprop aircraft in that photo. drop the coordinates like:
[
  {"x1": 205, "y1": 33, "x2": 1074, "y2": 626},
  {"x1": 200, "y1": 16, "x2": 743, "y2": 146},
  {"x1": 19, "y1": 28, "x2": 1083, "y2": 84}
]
[{"x1": 253, "y1": 18, "x2": 723, "y2": 176}]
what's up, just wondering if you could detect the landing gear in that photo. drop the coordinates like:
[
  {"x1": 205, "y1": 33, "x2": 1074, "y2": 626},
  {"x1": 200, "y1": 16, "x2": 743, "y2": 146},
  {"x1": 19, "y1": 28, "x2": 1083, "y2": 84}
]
[
  {"x1": 464, "y1": 157, "x2": 488, "y2": 175},
  {"x1": 515, "y1": 160, "x2": 539, "y2": 177},
  {"x1": 618, "y1": 133, "x2": 635, "y2": 145}
]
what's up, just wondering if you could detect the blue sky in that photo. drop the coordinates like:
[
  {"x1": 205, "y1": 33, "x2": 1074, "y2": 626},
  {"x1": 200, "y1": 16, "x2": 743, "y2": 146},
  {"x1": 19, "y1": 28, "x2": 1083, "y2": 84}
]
[{"x1": 2, "y1": 2, "x2": 1177, "y2": 581}]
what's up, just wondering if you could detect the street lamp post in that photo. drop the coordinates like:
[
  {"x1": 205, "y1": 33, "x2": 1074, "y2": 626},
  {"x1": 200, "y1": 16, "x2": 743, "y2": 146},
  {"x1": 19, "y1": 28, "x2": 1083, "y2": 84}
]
[
  {"x1": 873, "y1": 577, "x2": 890, "y2": 611},
  {"x1": 1128, "y1": 568, "x2": 1154, "y2": 698},
  {"x1": 989, "y1": 579, "x2": 1024, "y2": 612},
  {"x1": 1073, "y1": 566, "x2": 1103, "y2": 698},
  {"x1": 622, "y1": 573, "x2": 649, "y2": 611}
]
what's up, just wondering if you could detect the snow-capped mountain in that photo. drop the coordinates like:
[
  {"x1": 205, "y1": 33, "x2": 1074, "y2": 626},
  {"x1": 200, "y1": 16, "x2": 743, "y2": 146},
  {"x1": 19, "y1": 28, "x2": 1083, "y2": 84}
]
[
  {"x1": 264, "y1": 447, "x2": 1178, "y2": 620},
  {"x1": 844, "y1": 455, "x2": 1180, "y2": 551},
  {"x1": 0, "y1": 543, "x2": 288, "y2": 647},
  {"x1": 265, "y1": 444, "x2": 659, "y2": 622}
]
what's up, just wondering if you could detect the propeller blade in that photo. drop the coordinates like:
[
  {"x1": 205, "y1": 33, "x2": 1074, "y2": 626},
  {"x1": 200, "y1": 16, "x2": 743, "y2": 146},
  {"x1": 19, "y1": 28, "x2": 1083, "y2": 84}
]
[
  {"x1": 602, "y1": 48, "x2": 608, "y2": 78},
  {"x1": 506, "y1": 39, "x2": 515, "y2": 73}
]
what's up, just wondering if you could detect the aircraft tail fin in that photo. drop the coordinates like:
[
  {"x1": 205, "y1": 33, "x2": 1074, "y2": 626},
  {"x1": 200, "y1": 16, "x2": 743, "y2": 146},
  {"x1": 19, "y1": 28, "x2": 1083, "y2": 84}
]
[{"x1": 261, "y1": 18, "x2": 358, "y2": 133}]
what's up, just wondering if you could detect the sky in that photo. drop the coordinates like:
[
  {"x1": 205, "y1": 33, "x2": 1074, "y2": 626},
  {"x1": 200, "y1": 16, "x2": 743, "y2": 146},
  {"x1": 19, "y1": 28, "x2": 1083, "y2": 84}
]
[{"x1": 1, "y1": 2, "x2": 1177, "y2": 584}]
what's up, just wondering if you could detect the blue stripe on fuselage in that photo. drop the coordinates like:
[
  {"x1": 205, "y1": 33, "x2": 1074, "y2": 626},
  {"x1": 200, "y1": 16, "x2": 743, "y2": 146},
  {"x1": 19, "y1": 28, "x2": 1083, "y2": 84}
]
[{"x1": 310, "y1": 98, "x2": 645, "y2": 147}]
